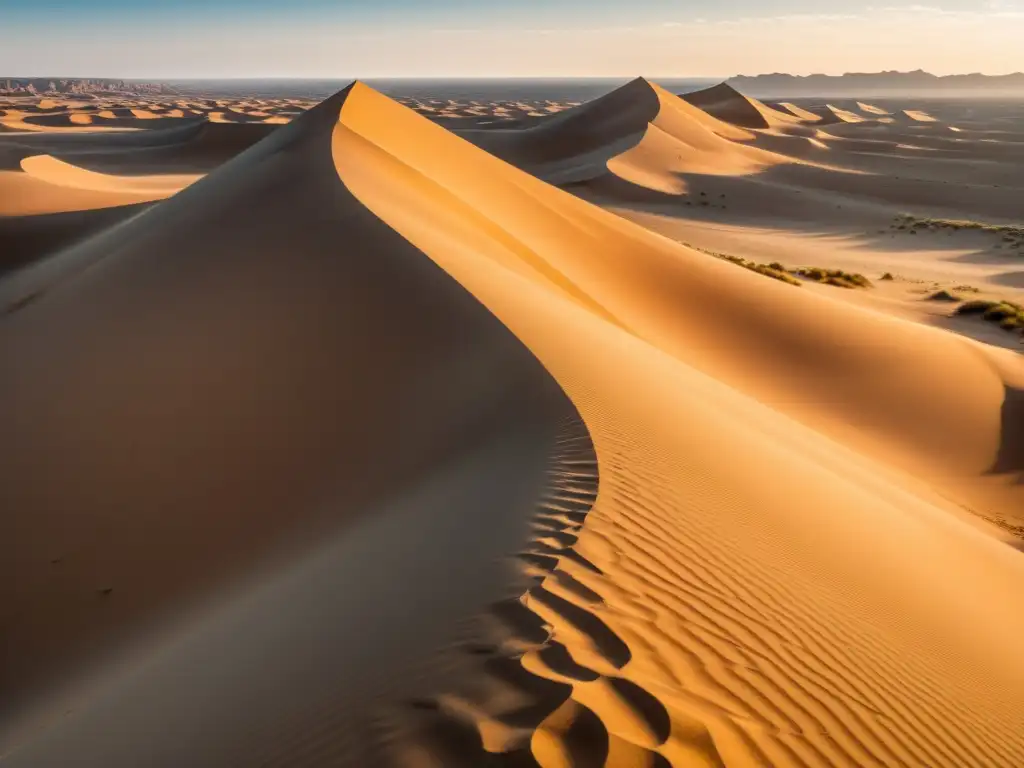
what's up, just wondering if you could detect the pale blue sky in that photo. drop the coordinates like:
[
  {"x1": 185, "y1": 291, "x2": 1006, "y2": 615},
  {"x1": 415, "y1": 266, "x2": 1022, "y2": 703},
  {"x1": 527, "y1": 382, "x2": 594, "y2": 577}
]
[{"x1": 1, "y1": 1, "x2": 1020, "y2": 77}]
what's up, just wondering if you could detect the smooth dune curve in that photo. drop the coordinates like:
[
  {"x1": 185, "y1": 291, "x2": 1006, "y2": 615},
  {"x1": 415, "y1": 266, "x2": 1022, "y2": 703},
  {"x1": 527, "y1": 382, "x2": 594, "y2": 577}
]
[
  {"x1": 333, "y1": 81, "x2": 1024, "y2": 766},
  {"x1": 456, "y1": 78, "x2": 789, "y2": 191},
  {"x1": 19, "y1": 154, "x2": 199, "y2": 195}
]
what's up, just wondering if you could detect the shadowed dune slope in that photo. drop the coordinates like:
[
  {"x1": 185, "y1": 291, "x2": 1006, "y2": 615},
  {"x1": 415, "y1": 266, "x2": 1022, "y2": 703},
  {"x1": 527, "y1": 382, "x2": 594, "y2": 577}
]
[
  {"x1": 0, "y1": 203, "x2": 152, "y2": 277},
  {"x1": 681, "y1": 82, "x2": 804, "y2": 129},
  {"x1": 7, "y1": 120, "x2": 281, "y2": 173},
  {"x1": 0, "y1": 85, "x2": 586, "y2": 767}
]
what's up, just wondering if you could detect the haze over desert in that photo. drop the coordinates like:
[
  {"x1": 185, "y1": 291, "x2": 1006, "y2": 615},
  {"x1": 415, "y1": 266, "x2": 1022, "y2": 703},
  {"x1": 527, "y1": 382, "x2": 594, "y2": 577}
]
[{"x1": 2, "y1": 1, "x2": 1023, "y2": 766}]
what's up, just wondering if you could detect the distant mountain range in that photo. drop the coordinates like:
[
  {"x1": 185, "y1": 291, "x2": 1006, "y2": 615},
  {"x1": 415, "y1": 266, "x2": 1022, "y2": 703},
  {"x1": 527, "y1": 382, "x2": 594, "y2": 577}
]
[
  {"x1": 0, "y1": 78, "x2": 176, "y2": 96},
  {"x1": 728, "y1": 70, "x2": 1024, "y2": 97}
]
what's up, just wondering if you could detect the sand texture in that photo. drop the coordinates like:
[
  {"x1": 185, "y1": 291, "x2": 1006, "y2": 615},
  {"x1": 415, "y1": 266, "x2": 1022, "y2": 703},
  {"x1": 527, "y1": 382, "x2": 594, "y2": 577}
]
[{"x1": 1, "y1": 80, "x2": 1023, "y2": 767}]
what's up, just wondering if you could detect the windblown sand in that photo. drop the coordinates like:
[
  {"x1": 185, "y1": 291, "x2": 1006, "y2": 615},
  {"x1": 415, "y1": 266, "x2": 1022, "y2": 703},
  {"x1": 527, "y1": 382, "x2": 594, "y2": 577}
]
[{"x1": 1, "y1": 80, "x2": 1022, "y2": 767}]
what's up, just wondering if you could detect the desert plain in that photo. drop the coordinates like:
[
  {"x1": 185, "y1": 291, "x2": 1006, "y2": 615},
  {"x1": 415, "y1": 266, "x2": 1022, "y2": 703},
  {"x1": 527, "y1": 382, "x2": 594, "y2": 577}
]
[{"x1": 1, "y1": 77, "x2": 1023, "y2": 767}]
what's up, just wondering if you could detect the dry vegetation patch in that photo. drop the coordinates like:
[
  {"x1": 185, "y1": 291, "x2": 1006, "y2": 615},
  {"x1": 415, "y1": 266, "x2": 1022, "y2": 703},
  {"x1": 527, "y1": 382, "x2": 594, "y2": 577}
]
[
  {"x1": 686, "y1": 244, "x2": 874, "y2": 289},
  {"x1": 890, "y1": 214, "x2": 1024, "y2": 253},
  {"x1": 954, "y1": 298, "x2": 1024, "y2": 338},
  {"x1": 794, "y1": 267, "x2": 873, "y2": 289},
  {"x1": 685, "y1": 244, "x2": 801, "y2": 286}
]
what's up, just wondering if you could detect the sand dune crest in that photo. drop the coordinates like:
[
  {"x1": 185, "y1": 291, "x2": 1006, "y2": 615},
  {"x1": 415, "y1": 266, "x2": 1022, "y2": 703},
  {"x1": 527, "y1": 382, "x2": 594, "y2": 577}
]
[
  {"x1": 2, "y1": 80, "x2": 1024, "y2": 766},
  {"x1": 459, "y1": 78, "x2": 788, "y2": 192},
  {"x1": 682, "y1": 82, "x2": 805, "y2": 129}
]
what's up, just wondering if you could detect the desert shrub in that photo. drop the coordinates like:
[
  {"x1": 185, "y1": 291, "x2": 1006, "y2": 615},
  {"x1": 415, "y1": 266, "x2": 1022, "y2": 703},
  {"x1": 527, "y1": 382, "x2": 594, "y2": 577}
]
[
  {"x1": 893, "y1": 214, "x2": 1024, "y2": 246},
  {"x1": 928, "y1": 290, "x2": 961, "y2": 302},
  {"x1": 881, "y1": 272, "x2": 895, "y2": 280},
  {"x1": 954, "y1": 299, "x2": 1024, "y2": 337},
  {"x1": 752, "y1": 264, "x2": 802, "y2": 286},
  {"x1": 795, "y1": 267, "x2": 872, "y2": 289},
  {"x1": 686, "y1": 244, "x2": 801, "y2": 286},
  {"x1": 955, "y1": 300, "x2": 998, "y2": 315},
  {"x1": 984, "y1": 303, "x2": 1022, "y2": 322}
]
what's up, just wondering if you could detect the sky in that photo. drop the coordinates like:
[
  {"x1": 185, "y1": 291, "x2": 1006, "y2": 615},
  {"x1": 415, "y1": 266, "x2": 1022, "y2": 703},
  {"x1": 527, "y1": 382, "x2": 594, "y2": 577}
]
[{"x1": 1, "y1": 0, "x2": 1021, "y2": 79}]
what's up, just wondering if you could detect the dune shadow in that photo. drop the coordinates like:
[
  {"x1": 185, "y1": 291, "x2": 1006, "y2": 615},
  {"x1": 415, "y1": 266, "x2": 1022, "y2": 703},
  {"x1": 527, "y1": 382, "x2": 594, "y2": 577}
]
[
  {"x1": 991, "y1": 385, "x2": 1024, "y2": 482},
  {"x1": 0, "y1": 203, "x2": 153, "y2": 278},
  {"x1": 988, "y1": 270, "x2": 1024, "y2": 289},
  {"x1": 0, "y1": 87, "x2": 604, "y2": 768}
]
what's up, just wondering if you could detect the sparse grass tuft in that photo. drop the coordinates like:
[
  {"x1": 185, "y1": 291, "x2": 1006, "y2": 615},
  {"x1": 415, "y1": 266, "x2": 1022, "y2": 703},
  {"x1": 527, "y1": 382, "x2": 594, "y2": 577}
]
[
  {"x1": 685, "y1": 244, "x2": 802, "y2": 286},
  {"x1": 685, "y1": 244, "x2": 873, "y2": 290},
  {"x1": 954, "y1": 298, "x2": 1024, "y2": 338},
  {"x1": 891, "y1": 214, "x2": 1024, "y2": 253},
  {"x1": 955, "y1": 299, "x2": 999, "y2": 315},
  {"x1": 795, "y1": 267, "x2": 873, "y2": 289},
  {"x1": 718, "y1": 254, "x2": 802, "y2": 286},
  {"x1": 983, "y1": 303, "x2": 1021, "y2": 322}
]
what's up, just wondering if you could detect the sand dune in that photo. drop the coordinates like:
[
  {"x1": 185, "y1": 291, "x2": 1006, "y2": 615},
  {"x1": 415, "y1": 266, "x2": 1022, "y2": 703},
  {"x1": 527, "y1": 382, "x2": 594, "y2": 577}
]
[
  {"x1": 337, "y1": 81, "x2": 1024, "y2": 531},
  {"x1": 1, "y1": 121, "x2": 279, "y2": 188},
  {"x1": 0, "y1": 158, "x2": 195, "y2": 216},
  {"x1": 338, "y1": 82, "x2": 1024, "y2": 765},
  {"x1": 776, "y1": 102, "x2": 825, "y2": 122},
  {"x1": 0, "y1": 87, "x2": 584, "y2": 766},
  {"x1": 857, "y1": 101, "x2": 891, "y2": 116},
  {"x1": 0, "y1": 109, "x2": 138, "y2": 134},
  {"x1": 824, "y1": 104, "x2": 867, "y2": 123},
  {"x1": 19, "y1": 154, "x2": 198, "y2": 195},
  {"x1": 458, "y1": 77, "x2": 789, "y2": 191},
  {"x1": 0, "y1": 203, "x2": 152, "y2": 277},
  {"x1": 682, "y1": 82, "x2": 805, "y2": 129},
  {"x1": 2, "y1": 80, "x2": 1023, "y2": 767}
]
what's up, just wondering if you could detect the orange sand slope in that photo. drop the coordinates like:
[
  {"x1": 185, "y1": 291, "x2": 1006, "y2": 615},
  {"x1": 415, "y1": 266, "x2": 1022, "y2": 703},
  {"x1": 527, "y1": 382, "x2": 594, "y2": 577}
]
[
  {"x1": 23, "y1": 153, "x2": 196, "y2": 195},
  {"x1": 777, "y1": 102, "x2": 825, "y2": 122},
  {"x1": 2, "y1": 82, "x2": 1024, "y2": 766},
  {"x1": 0, "y1": 158, "x2": 194, "y2": 217}
]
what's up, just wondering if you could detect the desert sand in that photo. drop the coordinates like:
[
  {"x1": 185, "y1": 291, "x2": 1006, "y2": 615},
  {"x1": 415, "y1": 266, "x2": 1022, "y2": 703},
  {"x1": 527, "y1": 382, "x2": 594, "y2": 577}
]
[{"x1": 1, "y1": 79, "x2": 1023, "y2": 767}]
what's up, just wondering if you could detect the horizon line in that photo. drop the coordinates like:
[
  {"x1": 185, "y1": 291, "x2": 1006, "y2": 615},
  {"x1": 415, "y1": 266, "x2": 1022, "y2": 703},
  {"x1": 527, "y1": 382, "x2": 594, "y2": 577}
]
[{"x1": 4, "y1": 70, "x2": 1024, "y2": 82}]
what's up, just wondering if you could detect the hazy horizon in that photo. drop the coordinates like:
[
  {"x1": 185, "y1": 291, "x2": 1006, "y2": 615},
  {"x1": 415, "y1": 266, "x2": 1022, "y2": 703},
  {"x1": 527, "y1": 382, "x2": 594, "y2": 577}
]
[{"x1": 1, "y1": 1, "x2": 1021, "y2": 79}]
